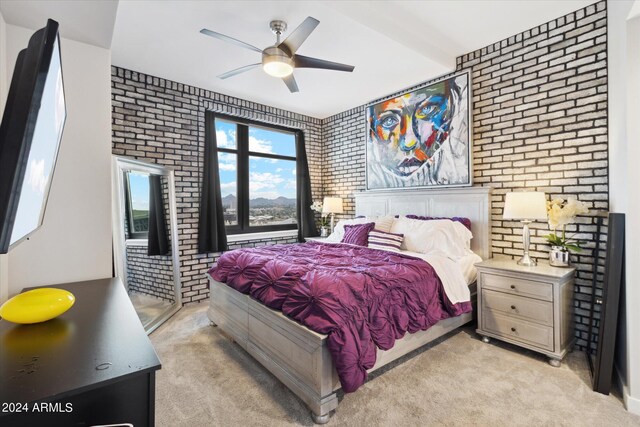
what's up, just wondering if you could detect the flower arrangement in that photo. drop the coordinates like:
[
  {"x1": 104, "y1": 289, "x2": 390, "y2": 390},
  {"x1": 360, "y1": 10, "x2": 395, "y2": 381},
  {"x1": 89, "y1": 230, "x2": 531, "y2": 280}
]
[
  {"x1": 544, "y1": 198, "x2": 589, "y2": 252},
  {"x1": 310, "y1": 201, "x2": 329, "y2": 228}
]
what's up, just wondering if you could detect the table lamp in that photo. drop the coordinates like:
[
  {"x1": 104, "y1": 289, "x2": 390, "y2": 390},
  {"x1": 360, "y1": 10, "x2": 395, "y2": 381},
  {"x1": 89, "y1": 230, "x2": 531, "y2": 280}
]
[
  {"x1": 322, "y1": 197, "x2": 344, "y2": 231},
  {"x1": 503, "y1": 192, "x2": 547, "y2": 266}
]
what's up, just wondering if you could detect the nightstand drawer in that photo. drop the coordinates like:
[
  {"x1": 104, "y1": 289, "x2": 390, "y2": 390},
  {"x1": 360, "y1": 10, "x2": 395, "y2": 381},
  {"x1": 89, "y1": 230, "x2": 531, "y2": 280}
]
[
  {"x1": 482, "y1": 289, "x2": 553, "y2": 326},
  {"x1": 483, "y1": 311, "x2": 554, "y2": 351},
  {"x1": 481, "y1": 273, "x2": 553, "y2": 301}
]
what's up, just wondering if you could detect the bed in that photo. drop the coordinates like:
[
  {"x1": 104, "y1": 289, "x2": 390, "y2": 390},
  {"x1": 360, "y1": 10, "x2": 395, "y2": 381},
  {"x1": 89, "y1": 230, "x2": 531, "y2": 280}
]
[{"x1": 206, "y1": 187, "x2": 492, "y2": 423}]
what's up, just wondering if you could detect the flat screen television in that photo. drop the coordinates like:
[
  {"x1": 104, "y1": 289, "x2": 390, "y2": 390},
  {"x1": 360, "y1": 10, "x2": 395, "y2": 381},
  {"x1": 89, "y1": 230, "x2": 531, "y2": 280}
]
[{"x1": 0, "y1": 19, "x2": 66, "y2": 254}]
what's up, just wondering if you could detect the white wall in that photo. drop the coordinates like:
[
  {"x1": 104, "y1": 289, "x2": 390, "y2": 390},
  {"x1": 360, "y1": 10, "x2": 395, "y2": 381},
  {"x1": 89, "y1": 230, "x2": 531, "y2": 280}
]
[
  {"x1": 608, "y1": 2, "x2": 631, "y2": 214},
  {"x1": 3, "y1": 24, "x2": 112, "y2": 296},
  {"x1": 624, "y1": 12, "x2": 640, "y2": 415},
  {"x1": 608, "y1": 0, "x2": 640, "y2": 415}
]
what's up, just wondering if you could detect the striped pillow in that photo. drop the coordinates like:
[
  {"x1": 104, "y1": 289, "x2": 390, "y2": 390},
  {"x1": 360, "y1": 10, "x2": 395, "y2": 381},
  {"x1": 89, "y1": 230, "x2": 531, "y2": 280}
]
[
  {"x1": 341, "y1": 222, "x2": 376, "y2": 246},
  {"x1": 373, "y1": 215, "x2": 395, "y2": 233},
  {"x1": 368, "y1": 229, "x2": 404, "y2": 252}
]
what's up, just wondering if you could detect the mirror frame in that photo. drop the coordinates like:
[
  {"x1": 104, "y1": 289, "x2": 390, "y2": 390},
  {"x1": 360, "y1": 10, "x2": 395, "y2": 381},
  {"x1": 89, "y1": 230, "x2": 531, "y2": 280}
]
[
  {"x1": 111, "y1": 156, "x2": 182, "y2": 333},
  {"x1": 586, "y1": 212, "x2": 625, "y2": 394}
]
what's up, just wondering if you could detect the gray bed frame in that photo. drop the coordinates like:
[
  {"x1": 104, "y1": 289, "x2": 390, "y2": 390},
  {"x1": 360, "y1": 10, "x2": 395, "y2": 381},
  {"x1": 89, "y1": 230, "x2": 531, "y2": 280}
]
[{"x1": 207, "y1": 187, "x2": 492, "y2": 423}]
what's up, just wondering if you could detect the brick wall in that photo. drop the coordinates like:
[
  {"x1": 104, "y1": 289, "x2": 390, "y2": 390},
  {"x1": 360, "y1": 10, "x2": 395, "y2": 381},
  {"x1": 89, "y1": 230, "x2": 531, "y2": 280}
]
[
  {"x1": 322, "y1": 107, "x2": 365, "y2": 217},
  {"x1": 322, "y1": 1, "x2": 607, "y2": 349},
  {"x1": 111, "y1": 67, "x2": 323, "y2": 303},
  {"x1": 462, "y1": 1, "x2": 607, "y2": 349},
  {"x1": 126, "y1": 244, "x2": 175, "y2": 301}
]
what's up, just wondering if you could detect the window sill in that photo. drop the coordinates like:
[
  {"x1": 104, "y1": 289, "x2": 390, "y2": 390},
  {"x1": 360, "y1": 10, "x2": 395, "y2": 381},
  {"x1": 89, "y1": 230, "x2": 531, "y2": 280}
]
[
  {"x1": 125, "y1": 239, "x2": 148, "y2": 247},
  {"x1": 227, "y1": 229, "x2": 298, "y2": 243}
]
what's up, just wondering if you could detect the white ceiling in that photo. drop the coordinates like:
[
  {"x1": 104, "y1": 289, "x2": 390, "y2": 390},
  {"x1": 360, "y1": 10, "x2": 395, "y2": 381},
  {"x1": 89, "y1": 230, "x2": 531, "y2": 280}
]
[
  {"x1": 0, "y1": 0, "x2": 118, "y2": 49},
  {"x1": 2, "y1": 0, "x2": 597, "y2": 118},
  {"x1": 111, "y1": 0, "x2": 594, "y2": 118}
]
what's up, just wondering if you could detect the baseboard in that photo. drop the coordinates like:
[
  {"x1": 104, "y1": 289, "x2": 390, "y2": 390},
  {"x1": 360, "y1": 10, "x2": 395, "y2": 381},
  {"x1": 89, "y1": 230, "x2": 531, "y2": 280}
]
[{"x1": 616, "y1": 366, "x2": 640, "y2": 415}]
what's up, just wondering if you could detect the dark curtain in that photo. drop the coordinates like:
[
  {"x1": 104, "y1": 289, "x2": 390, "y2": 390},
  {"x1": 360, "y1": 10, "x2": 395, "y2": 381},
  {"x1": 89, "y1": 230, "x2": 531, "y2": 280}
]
[
  {"x1": 198, "y1": 113, "x2": 228, "y2": 253},
  {"x1": 295, "y1": 130, "x2": 319, "y2": 242},
  {"x1": 147, "y1": 174, "x2": 169, "y2": 256},
  {"x1": 123, "y1": 172, "x2": 132, "y2": 240}
]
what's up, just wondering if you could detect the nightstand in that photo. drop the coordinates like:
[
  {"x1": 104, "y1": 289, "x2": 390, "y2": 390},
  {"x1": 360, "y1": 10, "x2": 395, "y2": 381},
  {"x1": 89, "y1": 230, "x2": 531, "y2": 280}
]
[
  {"x1": 475, "y1": 259, "x2": 575, "y2": 367},
  {"x1": 304, "y1": 236, "x2": 328, "y2": 242}
]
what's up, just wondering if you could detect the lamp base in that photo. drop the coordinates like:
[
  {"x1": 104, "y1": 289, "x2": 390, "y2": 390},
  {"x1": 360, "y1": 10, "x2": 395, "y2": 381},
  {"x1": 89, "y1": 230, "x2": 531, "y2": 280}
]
[
  {"x1": 517, "y1": 254, "x2": 537, "y2": 267},
  {"x1": 517, "y1": 220, "x2": 537, "y2": 267}
]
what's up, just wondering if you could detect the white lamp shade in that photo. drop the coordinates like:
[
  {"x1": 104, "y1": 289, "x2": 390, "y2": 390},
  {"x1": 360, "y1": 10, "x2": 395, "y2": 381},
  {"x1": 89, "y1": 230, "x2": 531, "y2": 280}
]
[
  {"x1": 322, "y1": 197, "x2": 344, "y2": 214},
  {"x1": 503, "y1": 192, "x2": 547, "y2": 220}
]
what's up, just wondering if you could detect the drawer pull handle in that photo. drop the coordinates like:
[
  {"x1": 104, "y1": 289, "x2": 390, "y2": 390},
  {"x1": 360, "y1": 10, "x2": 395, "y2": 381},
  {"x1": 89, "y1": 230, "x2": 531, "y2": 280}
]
[
  {"x1": 510, "y1": 285, "x2": 516, "y2": 290},
  {"x1": 510, "y1": 305, "x2": 516, "y2": 310},
  {"x1": 511, "y1": 327, "x2": 517, "y2": 332}
]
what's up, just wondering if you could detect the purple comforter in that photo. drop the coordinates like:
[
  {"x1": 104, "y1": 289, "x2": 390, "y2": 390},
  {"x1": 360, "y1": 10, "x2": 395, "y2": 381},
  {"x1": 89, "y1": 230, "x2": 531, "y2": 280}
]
[{"x1": 208, "y1": 241, "x2": 471, "y2": 392}]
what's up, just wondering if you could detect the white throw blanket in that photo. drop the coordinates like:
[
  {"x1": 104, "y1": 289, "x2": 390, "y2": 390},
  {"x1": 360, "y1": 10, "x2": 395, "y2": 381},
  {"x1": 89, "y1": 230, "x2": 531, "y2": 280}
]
[{"x1": 404, "y1": 250, "x2": 481, "y2": 304}]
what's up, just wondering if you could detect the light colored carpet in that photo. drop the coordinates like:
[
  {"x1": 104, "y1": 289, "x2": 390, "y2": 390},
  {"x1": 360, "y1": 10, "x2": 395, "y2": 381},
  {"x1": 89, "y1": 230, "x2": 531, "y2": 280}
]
[
  {"x1": 129, "y1": 292, "x2": 174, "y2": 327},
  {"x1": 150, "y1": 302, "x2": 640, "y2": 426}
]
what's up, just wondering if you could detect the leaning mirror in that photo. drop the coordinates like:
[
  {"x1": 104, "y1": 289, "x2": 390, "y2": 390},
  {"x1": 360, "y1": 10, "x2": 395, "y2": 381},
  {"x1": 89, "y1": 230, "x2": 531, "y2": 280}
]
[
  {"x1": 112, "y1": 156, "x2": 181, "y2": 333},
  {"x1": 585, "y1": 212, "x2": 625, "y2": 394}
]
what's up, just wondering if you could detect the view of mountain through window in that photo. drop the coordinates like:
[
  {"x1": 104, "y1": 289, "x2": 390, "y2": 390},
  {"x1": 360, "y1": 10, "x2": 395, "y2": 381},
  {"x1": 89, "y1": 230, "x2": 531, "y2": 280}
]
[{"x1": 215, "y1": 118, "x2": 297, "y2": 233}]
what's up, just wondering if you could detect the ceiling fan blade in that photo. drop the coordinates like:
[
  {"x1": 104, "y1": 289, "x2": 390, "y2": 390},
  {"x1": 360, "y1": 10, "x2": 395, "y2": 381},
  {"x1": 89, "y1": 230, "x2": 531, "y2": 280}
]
[
  {"x1": 278, "y1": 16, "x2": 319, "y2": 55},
  {"x1": 294, "y1": 54, "x2": 355, "y2": 72},
  {"x1": 217, "y1": 63, "x2": 261, "y2": 79},
  {"x1": 282, "y1": 74, "x2": 299, "y2": 93},
  {"x1": 200, "y1": 28, "x2": 263, "y2": 54}
]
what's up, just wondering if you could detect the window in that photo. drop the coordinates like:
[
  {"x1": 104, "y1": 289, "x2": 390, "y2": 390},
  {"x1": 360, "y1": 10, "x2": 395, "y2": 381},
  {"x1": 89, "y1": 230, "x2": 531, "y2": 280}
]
[
  {"x1": 125, "y1": 171, "x2": 150, "y2": 239},
  {"x1": 214, "y1": 114, "x2": 298, "y2": 234}
]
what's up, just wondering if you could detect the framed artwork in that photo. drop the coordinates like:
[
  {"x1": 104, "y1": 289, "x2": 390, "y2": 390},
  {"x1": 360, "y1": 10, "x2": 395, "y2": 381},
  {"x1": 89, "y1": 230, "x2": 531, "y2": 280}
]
[{"x1": 366, "y1": 71, "x2": 472, "y2": 190}]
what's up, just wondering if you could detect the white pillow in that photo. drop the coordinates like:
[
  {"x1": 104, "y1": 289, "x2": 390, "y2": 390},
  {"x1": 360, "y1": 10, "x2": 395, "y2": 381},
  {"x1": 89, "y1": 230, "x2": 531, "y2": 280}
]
[
  {"x1": 325, "y1": 217, "x2": 373, "y2": 242},
  {"x1": 373, "y1": 215, "x2": 395, "y2": 233},
  {"x1": 389, "y1": 217, "x2": 472, "y2": 259}
]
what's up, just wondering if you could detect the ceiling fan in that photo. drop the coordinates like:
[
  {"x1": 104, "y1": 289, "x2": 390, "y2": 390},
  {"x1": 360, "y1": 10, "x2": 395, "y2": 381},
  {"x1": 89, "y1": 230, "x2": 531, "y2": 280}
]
[{"x1": 200, "y1": 16, "x2": 355, "y2": 93}]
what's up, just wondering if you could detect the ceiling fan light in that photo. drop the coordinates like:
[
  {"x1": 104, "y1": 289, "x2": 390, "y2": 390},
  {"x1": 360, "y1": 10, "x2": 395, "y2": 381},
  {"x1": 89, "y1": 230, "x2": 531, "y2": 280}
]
[
  {"x1": 263, "y1": 60, "x2": 293, "y2": 78},
  {"x1": 264, "y1": 62, "x2": 293, "y2": 77}
]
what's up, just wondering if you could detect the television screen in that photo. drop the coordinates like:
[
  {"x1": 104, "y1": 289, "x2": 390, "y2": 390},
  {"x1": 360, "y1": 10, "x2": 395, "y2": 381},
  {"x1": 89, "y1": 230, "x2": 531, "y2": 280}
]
[{"x1": 0, "y1": 19, "x2": 66, "y2": 253}]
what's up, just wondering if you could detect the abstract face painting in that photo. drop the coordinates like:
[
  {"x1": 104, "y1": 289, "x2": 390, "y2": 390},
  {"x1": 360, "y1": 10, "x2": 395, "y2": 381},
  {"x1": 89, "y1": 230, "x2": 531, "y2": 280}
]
[{"x1": 366, "y1": 73, "x2": 471, "y2": 190}]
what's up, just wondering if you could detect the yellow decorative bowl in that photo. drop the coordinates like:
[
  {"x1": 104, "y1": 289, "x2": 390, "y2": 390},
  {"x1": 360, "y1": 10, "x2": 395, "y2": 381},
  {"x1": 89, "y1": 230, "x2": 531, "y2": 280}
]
[{"x1": 0, "y1": 288, "x2": 75, "y2": 324}]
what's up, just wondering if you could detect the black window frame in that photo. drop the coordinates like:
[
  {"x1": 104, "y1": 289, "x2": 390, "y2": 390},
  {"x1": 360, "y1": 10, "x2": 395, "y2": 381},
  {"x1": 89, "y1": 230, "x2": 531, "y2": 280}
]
[
  {"x1": 213, "y1": 113, "x2": 299, "y2": 235},
  {"x1": 124, "y1": 171, "x2": 150, "y2": 240}
]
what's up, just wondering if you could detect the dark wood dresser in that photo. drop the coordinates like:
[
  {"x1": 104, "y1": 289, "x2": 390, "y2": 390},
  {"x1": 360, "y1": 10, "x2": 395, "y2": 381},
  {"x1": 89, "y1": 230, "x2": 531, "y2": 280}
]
[{"x1": 0, "y1": 278, "x2": 161, "y2": 427}]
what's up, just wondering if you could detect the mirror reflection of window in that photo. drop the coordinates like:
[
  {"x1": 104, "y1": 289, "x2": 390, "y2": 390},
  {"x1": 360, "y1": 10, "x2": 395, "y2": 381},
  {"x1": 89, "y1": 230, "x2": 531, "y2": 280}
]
[{"x1": 126, "y1": 171, "x2": 150, "y2": 239}]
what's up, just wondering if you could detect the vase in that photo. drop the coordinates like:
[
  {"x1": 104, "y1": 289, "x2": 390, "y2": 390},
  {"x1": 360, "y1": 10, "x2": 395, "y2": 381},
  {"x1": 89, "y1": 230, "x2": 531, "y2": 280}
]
[
  {"x1": 549, "y1": 246, "x2": 571, "y2": 267},
  {"x1": 320, "y1": 227, "x2": 329, "y2": 237}
]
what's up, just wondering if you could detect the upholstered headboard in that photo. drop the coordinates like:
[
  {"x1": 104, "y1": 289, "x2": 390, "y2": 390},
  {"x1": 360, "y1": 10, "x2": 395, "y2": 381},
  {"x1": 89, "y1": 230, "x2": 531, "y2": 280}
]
[{"x1": 354, "y1": 187, "x2": 492, "y2": 259}]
